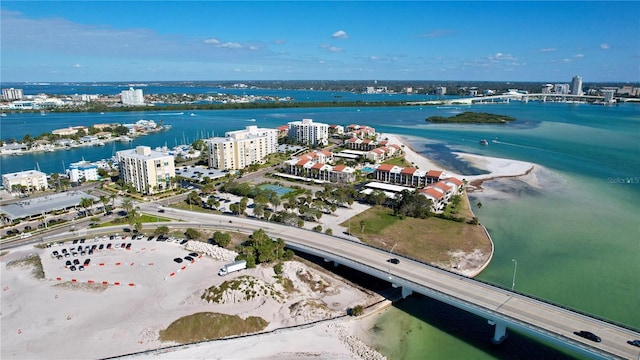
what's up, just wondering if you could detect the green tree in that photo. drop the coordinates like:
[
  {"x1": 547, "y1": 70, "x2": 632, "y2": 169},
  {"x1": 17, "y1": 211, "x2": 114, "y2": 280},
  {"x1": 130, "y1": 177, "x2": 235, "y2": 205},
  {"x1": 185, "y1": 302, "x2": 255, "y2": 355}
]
[
  {"x1": 79, "y1": 197, "x2": 94, "y2": 216},
  {"x1": 186, "y1": 191, "x2": 202, "y2": 207},
  {"x1": 98, "y1": 195, "x2": 109, "y2": 213},
  {"x1": 184, "y1": 228, "x2": 202, "y2": 240},
  {"x1": 212, "y1": 231, "x2": 231, "y2": 247},
  {"x1": 154, "y1": 225, "x2": 170, "y2": 236},
  {"x1": 121, "y1": 198, "x2": 134, "y2": 215}
]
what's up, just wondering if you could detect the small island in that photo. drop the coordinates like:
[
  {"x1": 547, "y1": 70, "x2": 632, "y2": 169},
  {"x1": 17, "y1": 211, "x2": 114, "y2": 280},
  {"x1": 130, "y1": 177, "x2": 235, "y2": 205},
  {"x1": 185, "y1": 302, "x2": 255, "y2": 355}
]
[{"x1": 426, "y1": 111, "x2": 516, "y2": 124}]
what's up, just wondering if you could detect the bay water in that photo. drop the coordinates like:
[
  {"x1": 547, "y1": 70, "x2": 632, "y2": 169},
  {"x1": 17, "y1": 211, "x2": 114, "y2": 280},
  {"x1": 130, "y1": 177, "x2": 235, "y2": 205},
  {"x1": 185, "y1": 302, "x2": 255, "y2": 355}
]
[{"x1": 1, "y1": 95, "x2": 638, "y2": 358}]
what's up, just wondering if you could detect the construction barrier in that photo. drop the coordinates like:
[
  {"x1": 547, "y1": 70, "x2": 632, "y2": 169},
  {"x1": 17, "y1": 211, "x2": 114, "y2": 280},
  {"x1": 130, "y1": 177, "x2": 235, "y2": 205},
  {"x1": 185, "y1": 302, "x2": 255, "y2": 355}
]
[
  {"x1": 71, "y1": 279, "x2": 77, "y2": 283},
  {"x1": 170, "y1": 272, "x2": 175, "y2": 277},
  {"x1": 128, "y1": 283, "x2": 135, "y2": 287},
  {"x1": 99, "y1": 263, "x2": 105, "y2": 266},
  {"x1": 56, "y1": 277, "x2": 62, "y2": 281},
  {"x1": 115, "y1": 262, "x2": 121, "y2": 266},
  {"x1": 87, "y1": 280, "x2": 94, "y2": 284},
  {"x1": 114, "y1": 282, "x2": 120, "y2": 286},
  {"x1": 130, "y1": 262, "x2": 135, "y2": 266},
  {"x1": 102, "y1": 281, "x2": 109, "y2": 285}
]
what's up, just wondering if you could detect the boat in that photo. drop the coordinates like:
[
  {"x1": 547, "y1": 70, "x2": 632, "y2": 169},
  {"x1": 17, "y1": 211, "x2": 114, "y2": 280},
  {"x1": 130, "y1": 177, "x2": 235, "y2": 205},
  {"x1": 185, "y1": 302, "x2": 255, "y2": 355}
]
[
  {"x1": 479, "y1": 139, "x2": 489, "y2": 145},
  {"x1": 119, "y1": 136, "x2": 133, "y2": 142},
  {"x1": 0, "y1": 113, "x2": 7, "y2": 117}
]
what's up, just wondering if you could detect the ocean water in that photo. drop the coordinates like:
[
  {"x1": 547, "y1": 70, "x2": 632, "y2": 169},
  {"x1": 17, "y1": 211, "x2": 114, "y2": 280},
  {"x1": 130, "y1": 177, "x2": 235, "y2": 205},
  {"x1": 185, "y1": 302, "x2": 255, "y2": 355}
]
[{"x1": 1, "y1": 96, "x2": 639, "y2": 358}]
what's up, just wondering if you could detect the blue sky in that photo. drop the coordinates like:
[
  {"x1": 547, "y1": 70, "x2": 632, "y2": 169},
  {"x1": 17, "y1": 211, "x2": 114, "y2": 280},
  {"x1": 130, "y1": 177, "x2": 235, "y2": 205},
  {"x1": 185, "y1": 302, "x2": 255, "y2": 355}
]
[{"x1": 1, "y1": 1, "x2": 638, "y2": 83}]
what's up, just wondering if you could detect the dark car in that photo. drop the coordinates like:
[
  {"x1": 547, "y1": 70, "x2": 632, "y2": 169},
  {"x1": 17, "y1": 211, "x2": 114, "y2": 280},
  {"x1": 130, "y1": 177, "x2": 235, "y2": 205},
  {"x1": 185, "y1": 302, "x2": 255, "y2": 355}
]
[
  {"x1": 574, "y1": 331, "x2": 601, "y2": 342},
  {"x1": 69, "y1": 265, "x2": 76, "y2": 271},
  {"x1": 158, "y1": 209, "x2": 165, "y2": 213},
  {"x1": 106, "y1": 243, "x2": 112, "y2": 249},
  {"x1": 387, "y1": 258, "x2": 400, "y2": 264},
  {"x1": 84, "y1": 259, "x2": 91, "y2": 266},
  {"x1": 628, "y1": 339, "x2": 640, "y2": 347},
  {"x1": 126, "y1": 243, "x2": 132, "y2": 249},
  {"x1": 189, "y1": 252, "x2": 198, "y2": 257},
  {"x1": 65, "y1": 260, "x2": 72, "y2": 266},
  {"x1": 184, "y1": 256, "x2": 194, "y2": 262},
  {"x1": 73, "y1": 259, "x2": 80, "y2": 265},
  {"x1": 173, "y1": 258, "x2": 183, "y2": 263},
  {"x1": 98, "y1": 244, "x2": 104, "y2": 250}
]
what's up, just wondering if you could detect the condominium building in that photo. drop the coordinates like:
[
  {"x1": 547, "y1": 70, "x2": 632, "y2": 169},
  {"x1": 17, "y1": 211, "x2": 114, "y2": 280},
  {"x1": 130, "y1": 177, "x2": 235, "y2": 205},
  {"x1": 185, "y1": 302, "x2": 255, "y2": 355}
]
[
  {"x1": 287, "y1": 118, "x2": 329, "y2": 147},
  {"x1": 67, "y1": 160, "x2": 99, "y2": 183},
  {"x1": 2, "y1": 170, "x2": 47, "y2": 192},
  {"x1": 116, "y1": 146, "x2": 175, "y2": 194},
  {"x1": 206, "y1": 126, "x2": 277, "y2": 170},
  {"x1": 2, "y1": 88, "x2": 23, "y2": 101},
  {"x1": 120, "y1": 87, "x2": 144, "y2": 106},
  {"x1": 571, "y1": 75, "x2": 583, "y2": 96}
]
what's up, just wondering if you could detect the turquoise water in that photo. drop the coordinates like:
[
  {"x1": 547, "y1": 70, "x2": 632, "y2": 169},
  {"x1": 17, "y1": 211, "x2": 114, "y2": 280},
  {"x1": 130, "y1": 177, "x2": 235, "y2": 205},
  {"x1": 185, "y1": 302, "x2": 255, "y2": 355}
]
[
  {"x1": 1, "y1": 99, "x2": 639, "y2": 358},
  {"x1": 257, "y1": 183, "x2": 294, "y2": 197}
]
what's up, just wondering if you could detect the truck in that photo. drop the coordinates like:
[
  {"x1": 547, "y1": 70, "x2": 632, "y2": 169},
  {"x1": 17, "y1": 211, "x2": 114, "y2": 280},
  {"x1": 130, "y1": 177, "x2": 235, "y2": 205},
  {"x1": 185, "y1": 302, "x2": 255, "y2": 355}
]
[{"x1": 218, "y1": 260, "x2": 247, "y2": 276}]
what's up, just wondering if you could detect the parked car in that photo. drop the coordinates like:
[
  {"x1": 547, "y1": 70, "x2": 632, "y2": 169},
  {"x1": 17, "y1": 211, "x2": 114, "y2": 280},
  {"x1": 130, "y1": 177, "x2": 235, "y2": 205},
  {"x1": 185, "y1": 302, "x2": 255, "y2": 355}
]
[
  {"x1": 83, "y1": 259, "x2": 91, "y2": 266},
  {"x1": 387, "y1": 258, "x2": 400, "y2": 264},
  {"x1": 173, "y1": 258, "x2": 183, "y2": 263},
  {"x1": 184, "y1": 256, "x2": 194, "y2": 262},
  {"x1": 574, "y1": 331, "x2": 601, "y2": 342}
]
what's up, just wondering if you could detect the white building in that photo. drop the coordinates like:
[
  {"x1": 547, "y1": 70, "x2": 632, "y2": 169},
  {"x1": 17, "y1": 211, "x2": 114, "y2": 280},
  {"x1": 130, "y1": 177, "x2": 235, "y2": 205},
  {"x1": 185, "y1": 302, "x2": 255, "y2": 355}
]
[
  {"x1": 2, "y1": 170, "x2": 47, "y2": 192},
  {"x1": 120, "y1": 87, "x2": 144, "y2": 106},
  {"x1": 206, "y1": 126, "x2": 277, "y2": 170},
  {"x1": 2, "y1": 88, "x2": 23, "y2": 101},
  {"x1": 116, "y1": 146, "x2": 175, "y2": 194},
  {"x1": 554, "y1": 84, "x2": 570, "y2": 94},
  {"x1": 287, "y1": 118, "x2": 329, "y2": 147},
  {"x1": 435, "y1": 86, "x2": 447, "y2": 95},
  {"x1": 67, "y1": 160, "x2": 99, "y2": 183},
  {"x1": 571, "y1": 76, "x2": 583, "y2": 96}
]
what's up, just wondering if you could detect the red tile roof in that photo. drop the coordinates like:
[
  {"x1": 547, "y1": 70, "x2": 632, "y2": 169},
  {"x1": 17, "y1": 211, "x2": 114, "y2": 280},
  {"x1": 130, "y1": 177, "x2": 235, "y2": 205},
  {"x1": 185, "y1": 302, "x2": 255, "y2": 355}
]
[
  {"x1": 444, "y1": 177, "x2": 464, "y2": 186},
  {"x1": 433, "y1": 181, "x2": 452, "y2": 192},
  {"x1": 427, "y1": 170, "x2": 443, "y2": 178},
  {"x1": 333, "y1": 164, "x2": 346, "y2": 172},
  {"x1": 420, "y1": 188, "x2": 444, "y2": 199},
  {"x1": 401, "y1": 167, "x2": 418, "y2": 175},
  {"x1": 312, "y1": 163, "x2": 325, "y2": 170},
  {"x1": 376, "y1": 164, "x2": 395, "y2": 172},
  {"x1": 296, "y1": 159, "x2": 309, "y2": 166}
]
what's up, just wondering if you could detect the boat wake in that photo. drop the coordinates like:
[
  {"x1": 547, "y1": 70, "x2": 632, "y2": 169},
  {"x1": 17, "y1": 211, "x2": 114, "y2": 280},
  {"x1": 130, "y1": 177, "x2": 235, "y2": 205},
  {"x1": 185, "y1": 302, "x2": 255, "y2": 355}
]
[{"x1": 157, "y1": 112, "x2": 185, "y2": 116}]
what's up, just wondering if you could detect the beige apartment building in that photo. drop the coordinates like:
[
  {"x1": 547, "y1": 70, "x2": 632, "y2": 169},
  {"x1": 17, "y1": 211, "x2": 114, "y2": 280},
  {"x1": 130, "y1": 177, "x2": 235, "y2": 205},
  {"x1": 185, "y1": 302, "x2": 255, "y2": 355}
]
[
  {"x1": 116, "y1": 146, "x2": 175, "y2": 194},
  {"x1": 206, "y1": 126, "x2": 277, "y2": 171},
  {"x1": 2, "y1": 170, "x2": 48, "y2": 192}
]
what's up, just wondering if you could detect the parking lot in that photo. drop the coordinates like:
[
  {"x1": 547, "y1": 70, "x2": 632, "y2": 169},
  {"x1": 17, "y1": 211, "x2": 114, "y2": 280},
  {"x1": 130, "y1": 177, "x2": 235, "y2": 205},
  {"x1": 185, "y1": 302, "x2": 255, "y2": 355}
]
[{"x1": 41, "y1": 233, "x2": 210, "y2": 287}]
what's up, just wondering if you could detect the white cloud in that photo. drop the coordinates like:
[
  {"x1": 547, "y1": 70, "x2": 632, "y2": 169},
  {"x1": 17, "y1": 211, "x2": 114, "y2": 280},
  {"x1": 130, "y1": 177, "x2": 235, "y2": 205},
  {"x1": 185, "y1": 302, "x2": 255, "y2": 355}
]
[
  {"x1": 488, "y1": 52, "x2": 517, "y2": 61},
  {"x1": 320, "y1": 44, "x2": 343, "y2": 53},
  {"x1": 221, "y1": 42, "x2": 242, "y2": 49},
  {"x1": 332, "y1": 30, "x2": 348, "y2": 39},
  {"x1": 600, "y1": 43, "x2": 610, "y2": 49},
  {"x1": 573, "y1": 54, "x2": 584, "y2": 58},
  {"x1": 540, "y1": 48, "x2": 557, "y2": 52},
  {"x1": 73, "y1": 64, "x2": 82, "y2": 68},
  {"x1": 204, "y1": 38, "x2": 220, "y2": 45}
]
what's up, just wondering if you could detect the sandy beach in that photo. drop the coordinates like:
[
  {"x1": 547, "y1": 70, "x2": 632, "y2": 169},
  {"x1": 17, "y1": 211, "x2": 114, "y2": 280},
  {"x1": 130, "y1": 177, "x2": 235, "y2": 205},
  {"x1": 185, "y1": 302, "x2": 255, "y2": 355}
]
[{"x1": 1, "y1": 133, "x2": 542, "y2": 360}]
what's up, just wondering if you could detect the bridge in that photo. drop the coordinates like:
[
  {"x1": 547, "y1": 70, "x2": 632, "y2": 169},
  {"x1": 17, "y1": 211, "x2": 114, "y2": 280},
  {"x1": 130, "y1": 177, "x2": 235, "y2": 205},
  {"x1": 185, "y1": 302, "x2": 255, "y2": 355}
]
[
  {"x1": 407, "y1": 93, "x2": 611, "y2": 106},
  {"x1": 17, "y1": 208, "x2": 640, "y2": 360}
]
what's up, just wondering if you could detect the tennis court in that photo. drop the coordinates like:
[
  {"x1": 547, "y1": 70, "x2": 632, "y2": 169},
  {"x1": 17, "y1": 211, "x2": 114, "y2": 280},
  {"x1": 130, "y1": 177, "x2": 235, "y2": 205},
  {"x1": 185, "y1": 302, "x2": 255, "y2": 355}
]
[{"x1": 258, "y1": 184, "x2": 294, "y2": 197}]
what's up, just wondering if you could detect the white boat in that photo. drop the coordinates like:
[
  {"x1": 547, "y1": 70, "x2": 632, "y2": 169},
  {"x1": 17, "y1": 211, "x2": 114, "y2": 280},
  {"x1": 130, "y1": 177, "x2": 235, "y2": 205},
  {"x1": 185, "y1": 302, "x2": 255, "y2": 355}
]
[
  {"x1": 0, "y1": 113, "x2": 7, "y2": 117},
  {"x1": 119, "y1": 136, "x2": 133, "y2": 142},
  {"x1": 479, "y1": 139, "x2": 489, "y2": 145}
]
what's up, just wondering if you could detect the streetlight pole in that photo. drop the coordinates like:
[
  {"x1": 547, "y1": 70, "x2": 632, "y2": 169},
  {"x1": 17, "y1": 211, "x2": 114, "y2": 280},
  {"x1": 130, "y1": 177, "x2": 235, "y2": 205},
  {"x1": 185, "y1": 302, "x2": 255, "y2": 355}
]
[
  {"x1": 388, "y1": 243, "x2": 397, "y2": 279},
  {"x1": 511, "y1": 259, "x2": 517, "y2": 291}
]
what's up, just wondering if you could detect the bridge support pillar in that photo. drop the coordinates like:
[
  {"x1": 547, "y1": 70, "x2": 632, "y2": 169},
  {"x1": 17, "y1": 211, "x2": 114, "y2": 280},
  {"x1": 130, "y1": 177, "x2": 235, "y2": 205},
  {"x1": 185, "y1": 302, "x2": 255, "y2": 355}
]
[
  {"x1": 401, "y1": 287, "x2": 413, "y2": 299},
  {"x1": 488, "y1": 320, "x2": 508, "y2": 344}
]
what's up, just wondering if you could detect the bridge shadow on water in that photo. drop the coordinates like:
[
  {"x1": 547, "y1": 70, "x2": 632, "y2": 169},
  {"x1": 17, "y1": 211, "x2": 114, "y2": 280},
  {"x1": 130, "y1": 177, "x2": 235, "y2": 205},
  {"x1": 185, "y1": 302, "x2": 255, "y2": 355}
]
[{"x1": 292, "y1": 250, "x2": 583, "y2": 360}]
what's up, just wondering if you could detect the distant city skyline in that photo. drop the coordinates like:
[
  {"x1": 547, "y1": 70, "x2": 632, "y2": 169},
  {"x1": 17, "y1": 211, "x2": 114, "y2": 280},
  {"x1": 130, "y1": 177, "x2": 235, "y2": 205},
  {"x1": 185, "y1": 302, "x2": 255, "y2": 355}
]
[{"x1": 1, "y1": 1, "x2": 638, "y2": 83}]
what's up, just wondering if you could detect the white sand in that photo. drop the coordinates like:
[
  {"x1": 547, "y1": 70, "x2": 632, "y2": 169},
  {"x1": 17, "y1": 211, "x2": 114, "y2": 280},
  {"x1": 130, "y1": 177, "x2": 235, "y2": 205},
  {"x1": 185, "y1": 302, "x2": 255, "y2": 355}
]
[
  {"x1": 382, "y1": 133, "x2": 536, "y2": 183},
  {"x1": 0, "y1": 240, "x2": 384, "y2": 360}
]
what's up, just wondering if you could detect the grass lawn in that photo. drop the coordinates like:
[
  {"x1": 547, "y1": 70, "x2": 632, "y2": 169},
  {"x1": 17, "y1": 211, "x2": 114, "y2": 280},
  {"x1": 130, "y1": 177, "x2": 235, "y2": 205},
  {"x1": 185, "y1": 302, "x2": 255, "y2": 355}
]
[
  {"x1": 159, "y1": 312, "x2": 268, "y2": 343},
  {"x1": 341, "y1": 197, "x2": 490, "y2": 265},
  {"x1": 97, "y1": 214, "x2": 171, "y2": 228},
  {"x1": 382, "y1": 156, "x2": 411, "y2": 168},
  {"x1": 170, "y1": 201, "x2": 220, "y2": 214}
]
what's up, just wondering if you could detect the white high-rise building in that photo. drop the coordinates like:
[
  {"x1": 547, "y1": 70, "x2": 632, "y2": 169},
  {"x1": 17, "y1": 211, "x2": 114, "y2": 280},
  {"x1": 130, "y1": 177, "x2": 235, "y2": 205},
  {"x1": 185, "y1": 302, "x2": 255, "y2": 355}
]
[
  {"x1": 554, "y1": 84, "x2": 570, "y2": 94},
  {"x1": 116, "y1": 146, "x2": 175, "y2": 194},
  {"x1": 67, "y1": 160, "x2": 99, "y2": 183},
  {"x1": 120, "y1": 87, "x2": 144, "y2": 106},
  {"x1": 2, "y1": 88, "x2": 23, "y2": 101},
  {"x1": 206, "y1": 126, "x2": 277, "y2": 170},
  {"x1": 571, "y1": 76, "x2": 583, "y2": 95},
  {"x1": 287, "y1": 118, "x2": 329, "y2": 147}
]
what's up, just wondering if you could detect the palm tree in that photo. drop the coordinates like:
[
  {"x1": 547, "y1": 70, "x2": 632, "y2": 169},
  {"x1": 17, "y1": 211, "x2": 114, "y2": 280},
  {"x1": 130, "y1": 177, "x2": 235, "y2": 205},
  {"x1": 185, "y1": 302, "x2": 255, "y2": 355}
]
[
  {"x1": 98, "y1": 195, "x2": 109, "y2": 213},
  {"x1": 121, "y1": 198, "x2": 134, "y2": 215},
  {"x1": 79, "y1": 197, "x2": 94, "y2": 216}
]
